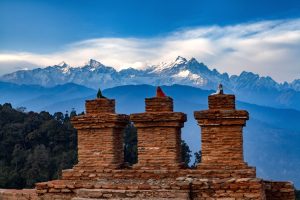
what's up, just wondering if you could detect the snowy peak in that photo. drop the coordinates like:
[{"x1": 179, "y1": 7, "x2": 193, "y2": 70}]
[
  {"x1": 56, "y1": 59, "x2": 105, "y2": 69},
  {"x1": 150, "y1": 56, "x2": 209, "y2": 76},
  {"x1": 150, "y1": 56, "x2": 188, "y2": 73},
  {"x1": 82, "y1": 59, "x2": 117, "y2": 73},
  {"x1": 174, "y1": 56, "x2": 187, "y2": 64},
  {"x1": 54, "y1": 61, "x2": 71, "y2": 74},
  {"x1": 56, "y1": 61, "x2": 69, "y2": 68},
  {"x1": 88, "y1": 59, "x2": 103, "y2": 68}
]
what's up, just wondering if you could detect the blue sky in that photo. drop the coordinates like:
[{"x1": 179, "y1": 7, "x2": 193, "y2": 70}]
[{"x1": 0, "y1": 0, "x2": 300, "y2": 81}]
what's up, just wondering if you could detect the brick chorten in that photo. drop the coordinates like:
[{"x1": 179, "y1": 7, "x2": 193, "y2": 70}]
[
  {"x1": 71, "y1": 98, "x2": 129, "y2": 169},
  {"x1": 130, "y1": 89, "x2": 187, "y2": 169},
  {"x1": 194, "y1": 93, "x2": 256, "y2": 178}
]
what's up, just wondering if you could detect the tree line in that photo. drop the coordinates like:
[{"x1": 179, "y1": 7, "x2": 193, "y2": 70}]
[{"x1": 0, "y1": 103, "x2": 78, "y2": 188}]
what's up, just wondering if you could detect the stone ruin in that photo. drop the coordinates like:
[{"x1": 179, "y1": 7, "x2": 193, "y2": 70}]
[{"x1": 0, "y1": 89, "x2": 296, "y2": 200}]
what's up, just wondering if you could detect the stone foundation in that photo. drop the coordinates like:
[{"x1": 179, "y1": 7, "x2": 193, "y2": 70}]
[{"x1": 34, "y1": 177, "x2": 296, "y2": 200}]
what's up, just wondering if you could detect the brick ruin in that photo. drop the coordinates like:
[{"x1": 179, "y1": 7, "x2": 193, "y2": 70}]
[{"x1": 0, "y1": 89, "x2": 296, "y2": 200}]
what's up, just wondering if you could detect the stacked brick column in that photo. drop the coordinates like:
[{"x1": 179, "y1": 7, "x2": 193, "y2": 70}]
[
  {"x1": 194, "y1": 94, "x2": 256, "y2": 177},
  {"x1": 71, "y1": 98, "x2": 129, "y2": 169},
  {"x1": 130, "y1": 96, "x2": 187, "y2": 169}
]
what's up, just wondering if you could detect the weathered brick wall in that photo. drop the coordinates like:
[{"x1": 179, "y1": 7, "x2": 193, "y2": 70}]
[
  {"x1": 73, "y1": 188, "x2": 190, "y2": 200},
  {"x1": 264, "y1": 181, "x2": 296, "y2": 200},
  {"x1": 145, "y1": 97, "x2": 173, "y2": 112},
  {"x1": 200, "y1": 125, "x2": 245, "y2": 164},
  {"x1": 191, "y1": 178, "x2": 266, "y2": 200},
  {"x1": 0, "y1": 189, "x2": 37, "y2": 200},
  {"x1": 131, "y1": 96, "x2": 187, "y2": 169},
  {"x1": 85, "y1": 98, "x2": 115, "y2": 114},
  {"x1": 208, "y1": 94, "x2": 235, "y2": 110}
]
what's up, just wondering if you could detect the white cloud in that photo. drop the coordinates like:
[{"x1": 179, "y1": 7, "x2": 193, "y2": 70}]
[{"x1": 1, "y1": 18, "x2": 300, "y2": 82}]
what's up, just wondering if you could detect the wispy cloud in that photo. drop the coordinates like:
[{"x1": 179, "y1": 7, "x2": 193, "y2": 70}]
[{"x1": 0, "y1": 18, "x2": 300, "y2": 82}]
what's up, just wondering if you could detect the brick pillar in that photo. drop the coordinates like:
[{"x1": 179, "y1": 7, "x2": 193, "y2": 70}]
[
  {"x1": 130, "y1": 96, "x2": 187, "y2": 170},
  {"x1": 71, "y1": 98, "x2": 129, "y2": 169},
  {"x1": 194, "y1": 94, "x2": 256, "y2": 177}
]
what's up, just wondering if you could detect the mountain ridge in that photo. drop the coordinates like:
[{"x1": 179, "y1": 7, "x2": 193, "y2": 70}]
[
  {"x1": 1, "y1": 56, "x2": 290, "y2": 89},
  {"x1": 1, "y1": 57, "x2": 300, "y2": 110}
]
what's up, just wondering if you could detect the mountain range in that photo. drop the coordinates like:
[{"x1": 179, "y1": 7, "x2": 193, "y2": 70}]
[{"x1": 1, "y1": 56, "x2": 300, "y2": 110}]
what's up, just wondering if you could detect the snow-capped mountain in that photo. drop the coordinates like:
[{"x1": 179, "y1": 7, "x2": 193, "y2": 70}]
[
  {"x1": 1, "y1": 56, "x2": 300, "y2": 109},
  {"x1": 0, "y1": 56, "x2": 232, "y2": 90},
  {"x1": 0, "y1": 56, "x2": 296, "y2": 91},
  {"x1": 1, "y1": 59, "x2": 121, "y2": 89}
]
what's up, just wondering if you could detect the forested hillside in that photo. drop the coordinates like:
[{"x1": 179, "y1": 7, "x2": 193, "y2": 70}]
[{"x1": 0, "y1": 103, "x2": 78, "y2": 188}]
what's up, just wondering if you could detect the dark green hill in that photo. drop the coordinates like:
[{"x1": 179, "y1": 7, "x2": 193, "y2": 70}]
[{"x1": 0, "y1": 103, "x2": 78, "y2": 188}]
